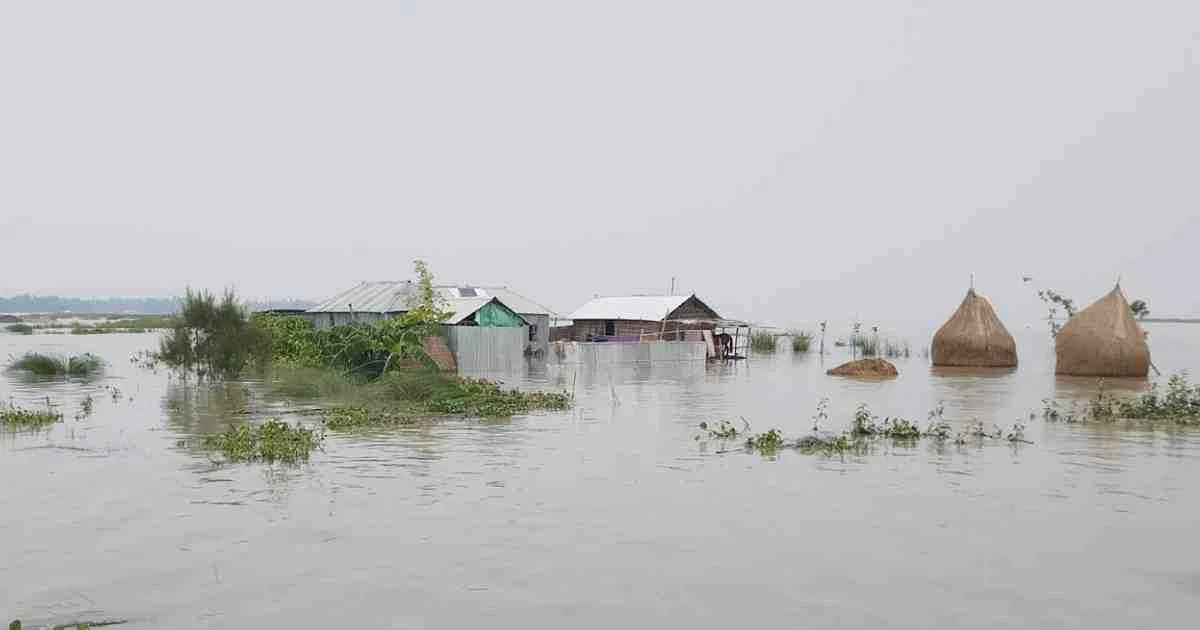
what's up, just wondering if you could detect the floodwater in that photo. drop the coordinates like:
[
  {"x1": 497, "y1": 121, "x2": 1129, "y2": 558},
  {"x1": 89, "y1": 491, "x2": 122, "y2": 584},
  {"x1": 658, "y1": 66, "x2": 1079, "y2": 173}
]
[{"x1": 2, "y1": 325, "x2": 1199, "y2": 628}]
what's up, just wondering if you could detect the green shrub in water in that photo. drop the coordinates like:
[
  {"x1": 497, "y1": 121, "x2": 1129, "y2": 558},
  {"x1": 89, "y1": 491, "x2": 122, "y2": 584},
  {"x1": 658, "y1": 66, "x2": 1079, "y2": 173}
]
[
  {"x1": 7, "y1": 352, "x2": 104, "y2": 378},
  {"x1": 203, "y1": 419, "x2": 324, "y2": 463},
  {"x1": 0, "y1": 402, "x2": 63, "y2": 428},
  {"x1": 4, "y1": 323, "x2": 33, "y2": 335}
]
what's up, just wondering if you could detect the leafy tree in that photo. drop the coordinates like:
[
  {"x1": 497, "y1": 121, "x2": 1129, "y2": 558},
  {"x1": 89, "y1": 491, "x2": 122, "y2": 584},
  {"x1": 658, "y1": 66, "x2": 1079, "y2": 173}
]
[
  {"x1": 158, "y1": 289, "x2": 268, "y2": 377},
  {"x1": 1130, "y1": 299, "x2": 1150, "y2": 319}
]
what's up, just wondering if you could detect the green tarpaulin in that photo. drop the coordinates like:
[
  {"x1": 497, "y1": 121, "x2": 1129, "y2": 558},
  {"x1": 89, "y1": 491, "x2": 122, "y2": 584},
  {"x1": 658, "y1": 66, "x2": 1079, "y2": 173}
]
[{"x1": 472, "y1": 302, "x2": 525, "y2": 327}]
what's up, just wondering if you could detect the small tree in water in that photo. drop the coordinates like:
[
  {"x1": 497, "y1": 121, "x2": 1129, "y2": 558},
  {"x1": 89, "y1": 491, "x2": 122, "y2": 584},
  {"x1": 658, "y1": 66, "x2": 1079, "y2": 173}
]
[
  {"x1": 159, "y1": 289, "x2": 268, "y2": 378},
  {"x1": 1130, "y1": 299, "x2": 1150, "y2": 320}
]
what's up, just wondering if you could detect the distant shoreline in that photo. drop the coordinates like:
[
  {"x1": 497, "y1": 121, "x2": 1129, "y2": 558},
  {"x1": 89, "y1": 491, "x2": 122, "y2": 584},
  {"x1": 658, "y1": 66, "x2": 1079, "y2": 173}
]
[{"x1": 1142, "y1": 318, "x2": 1200, "y2": 324}]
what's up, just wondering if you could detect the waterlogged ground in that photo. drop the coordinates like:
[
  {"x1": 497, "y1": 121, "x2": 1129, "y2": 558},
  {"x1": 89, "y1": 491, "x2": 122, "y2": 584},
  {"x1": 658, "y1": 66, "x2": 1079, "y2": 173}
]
[{"x1": 2, "y1": 326, "x2": 1200, "y2": 627}]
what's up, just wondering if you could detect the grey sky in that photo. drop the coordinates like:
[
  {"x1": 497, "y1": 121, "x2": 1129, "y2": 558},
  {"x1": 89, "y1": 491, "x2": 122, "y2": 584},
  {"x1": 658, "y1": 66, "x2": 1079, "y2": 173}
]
[{"x1": 2, "y1": 1, "x2": 1197, "y2": 331}]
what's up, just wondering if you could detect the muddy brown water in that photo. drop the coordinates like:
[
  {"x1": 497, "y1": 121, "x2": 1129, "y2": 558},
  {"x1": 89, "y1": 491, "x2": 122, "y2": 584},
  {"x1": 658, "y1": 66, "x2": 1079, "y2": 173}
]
[{"x1": 2, "y1": 326, "x2": 1199, "y2": 628}]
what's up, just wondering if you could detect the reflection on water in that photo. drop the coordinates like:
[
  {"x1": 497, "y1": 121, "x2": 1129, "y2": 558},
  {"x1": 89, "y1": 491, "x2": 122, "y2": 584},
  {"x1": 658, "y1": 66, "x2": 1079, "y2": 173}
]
[{"x1": 2, "y1": 326, "x2": 1200, "y2": 627}]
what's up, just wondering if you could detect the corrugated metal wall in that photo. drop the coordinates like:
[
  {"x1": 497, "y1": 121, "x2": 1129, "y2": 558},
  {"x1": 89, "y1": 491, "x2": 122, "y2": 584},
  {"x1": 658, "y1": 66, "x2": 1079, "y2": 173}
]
[
  {"x1": 525, "y1": 313, "x2": 550, "y2": 359},
  {"x1": 550, "y1": 341, "x2": 707, "y2": 365},
  {"x1": 303, "y1": 312, "x2": 388, "y2": 329},
  {"x1": 442, "y1": 325, "x2": 529, "y2": 373}
]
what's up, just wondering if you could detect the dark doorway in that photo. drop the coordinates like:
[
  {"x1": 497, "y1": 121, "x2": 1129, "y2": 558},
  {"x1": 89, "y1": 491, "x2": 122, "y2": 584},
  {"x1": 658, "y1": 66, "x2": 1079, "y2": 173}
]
[{"x1": 604, "y1": 320, "x2": 616, "y2": 336}]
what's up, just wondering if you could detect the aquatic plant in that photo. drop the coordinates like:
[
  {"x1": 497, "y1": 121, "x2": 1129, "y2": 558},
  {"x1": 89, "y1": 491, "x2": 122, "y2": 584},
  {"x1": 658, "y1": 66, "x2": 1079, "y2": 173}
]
[
  {"x1": 850, "y1": 403, "x2": 920, "y2": 440},
  {"x1": 749, "y1": 331, "x2": 777, "y2": 353},
  {"x1": 4, "y1": 323, "x2": 33, "y2": 334},
  {"x1": 1044, "y1": 372, "x2": 1200, "y2": 425},
  {"x1": 790, "y1": 330, "x2": 813, "y2": 353},
  {"x1": 203, "y1": 419, "x2": 324, "y2": 463},
  {"x1": 272, "y1": 366, "x2": 569, "y2": 420},
  {"x1": 70, "y1": 314, "x2": 177, "y2": 334},
  {"x1": 0, "y1": 401, "x2": 63, "y2": 428},
  {"x1": 923, "y1": 402, "x2": 953, "y2": 440},
  {"x1": 795, "y1": 431, "x2": 865, "y2": 454},
  {"x1": 851, "y1": 333, "x2": 879, "y2": 357},
  {"x1": 322, "y1": 405, "x2": 415, "y2": 429},
  {"x1": 76, "y1": 394, "x2": 95, "y2": 420},
  {"x1": 697, "y1": 419, "x2": 741, "y2": 440},
  {"x1": 746, "y1": 428, "x2": 785, "y2": 453},
  {"x1": 811, "y1": 397, "x2": 830, "y2": 433},
  {"x1": 7, "y1": 352, "x2": 104, "y2": 378},
  {"x1": 883, "y1": 340, "x2": 911, "y2": 358}
]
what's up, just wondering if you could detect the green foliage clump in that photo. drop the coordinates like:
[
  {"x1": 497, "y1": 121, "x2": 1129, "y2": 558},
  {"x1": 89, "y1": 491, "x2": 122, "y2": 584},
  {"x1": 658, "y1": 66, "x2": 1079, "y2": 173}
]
[
  {"x1": 412, "y1": 374, "x2": 571, "y2": 417},
  {"x1": 851, "y1": 333, "x2": 879, "y2": 357},
  {"x1": 4, "y1": 323, "x2": 33, "y2": 334},
  {"x1": 746, "y1": 428, "x2": 785, "y2": 453},
  {"x1": 7, "y1": 352, "x2": 104, "y2": 377},
  {"x1": 158, "y1": 289, "x2": 269, "y2": 378},
  {"x1": 790, "y1": 331, "x2": 812, "y2": 353},
  {"x1": 252, "y1": 259, "x2": 453, "y2": 378},
  {"x1": 749, "y1": 331, "x2": 777, "y2": 353},
  {"x1": 1045, "y1": 373, "x2": 1200, "y2": 424},
  {"x1": 322, "y1": 405, "x2": 415, "y2": 429},
  {"x1": 1, "y1": 402, "x2": 63, "y2": 428},
  {"x1": 796, "y1": 432, "x2": 863, "y2": 454},
  {"x1": 203, "y1": 419, "x2": 323, "y2": 463}
]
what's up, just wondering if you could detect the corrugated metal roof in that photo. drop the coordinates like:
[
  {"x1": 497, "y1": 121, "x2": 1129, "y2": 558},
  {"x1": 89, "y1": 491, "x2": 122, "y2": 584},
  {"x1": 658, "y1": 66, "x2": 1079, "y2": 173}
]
[
  {"x1": 308, "y1": 282, "x2": 531, "y2": 325},
  {"x1": 568, "y1": 295, "x2": 692, "y2": 321},
  {"x1": 434, "y1": 285, "x2": 555, "y2": 316},
  {"x1": 444, "y1": 297, "x2": 493, "y2": 324},
  {"x1": 307, "y1": 281, "x2": 415, "y2": 313}
]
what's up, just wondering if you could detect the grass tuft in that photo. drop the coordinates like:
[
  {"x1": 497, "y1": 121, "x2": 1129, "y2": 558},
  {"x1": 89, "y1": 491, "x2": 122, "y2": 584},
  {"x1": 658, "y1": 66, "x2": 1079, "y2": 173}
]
[
  {"x1": 1, "y1": 402, "x2": 63, "y2": 428},
  {"x1": 749, "y1": 331, "x2": 777, "y2": 353},
  {"x1": 7, "y1": 352, "x2": 105, "y2": 377},
  {"x1": 789, "y1": 330, "x2": 813, "y2": 353}
]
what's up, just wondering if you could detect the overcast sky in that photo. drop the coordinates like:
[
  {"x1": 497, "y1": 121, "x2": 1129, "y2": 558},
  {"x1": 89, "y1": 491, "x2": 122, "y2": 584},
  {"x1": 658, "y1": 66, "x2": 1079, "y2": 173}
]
[{"x1": 1, "y1": 1, "x2": 1197, "y2": 330}]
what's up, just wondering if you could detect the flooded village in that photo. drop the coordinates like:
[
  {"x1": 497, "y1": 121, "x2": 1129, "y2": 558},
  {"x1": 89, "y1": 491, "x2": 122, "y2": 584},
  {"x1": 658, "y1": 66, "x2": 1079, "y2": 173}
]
[{"x1": 5, "y1": 0, "x2": 1200, "y2": 627}]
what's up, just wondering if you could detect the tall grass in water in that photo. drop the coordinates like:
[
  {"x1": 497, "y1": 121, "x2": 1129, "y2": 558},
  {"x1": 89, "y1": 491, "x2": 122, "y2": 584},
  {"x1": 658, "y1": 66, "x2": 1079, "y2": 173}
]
[
  {"x1": 851, "y1": 334, "x2": 878, "y2": 357},
  {"x1": 789, "y1": 330, "x2": 813, "y2": 353},
  {"x1": 883, "y1": 340, "x2": 911, "y2": 358},
  {"x1": 8, "y1": 352, "x2": 104, "y2": 377},
  {"x1": 0, "y1": 401, "x2": 63, "y2": 428},
  {"x1": 749, "y1": 331, "x2": 777, "y2": 353},
  {"x1": 4, "y1": 323, "x2": 33, "y2": 335}
]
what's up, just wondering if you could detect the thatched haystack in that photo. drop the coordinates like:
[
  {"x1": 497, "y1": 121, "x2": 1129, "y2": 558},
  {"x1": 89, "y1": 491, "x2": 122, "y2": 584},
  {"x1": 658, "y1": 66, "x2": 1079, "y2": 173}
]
[
  {"x1": 930, "y1": 289, "x2": 1017, "y2": 368},
  {"x1": 827, "y1": 358, "x2": 898, "y2": 379},
  {"x1": 1055, "y1": 286, "x2": 1150, "y2": 377}
]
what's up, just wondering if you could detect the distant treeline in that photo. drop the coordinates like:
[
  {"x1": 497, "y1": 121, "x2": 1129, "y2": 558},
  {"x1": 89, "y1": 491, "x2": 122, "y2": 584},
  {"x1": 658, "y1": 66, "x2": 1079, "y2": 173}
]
[{"x1": 0, "y1": 294, "x2": 315, "y2": 315}]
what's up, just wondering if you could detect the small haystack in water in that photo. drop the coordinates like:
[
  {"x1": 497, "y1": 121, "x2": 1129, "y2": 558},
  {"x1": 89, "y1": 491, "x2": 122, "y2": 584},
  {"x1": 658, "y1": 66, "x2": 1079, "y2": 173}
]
[
  {"x1": 1055, "y1": 285, "x2": 1150, "y2": 377},
  {"x1": 930, "y1": 288, "x2": 1017, "y2": 368},
  {"x1": 827, "y1": 358, "x2": 898, "y2": 379}
]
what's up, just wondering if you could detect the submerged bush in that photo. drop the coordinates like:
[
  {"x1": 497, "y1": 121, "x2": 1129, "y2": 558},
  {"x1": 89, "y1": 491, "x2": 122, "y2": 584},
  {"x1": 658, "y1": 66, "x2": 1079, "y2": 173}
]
[
  {"x1": 749, "y1": 331, "x2": 777, "y2": 353},
  {"x1": 1044, "y1": 372, "x2": 1200, "y2": 424},
  {"x1": 203, "y1": 419, "x2": 323, "y2": 463},
  {"x1": 7, "y1": 352, "x2": 104, "y2": 377},
  {"x1": 4, "y1": 323, "x2": 33, "y2": 335},
  {"x1": 0, "y1": 402, "x2": 63, "y2": 428},
  {"x1": 790, "y1": 331, "x2": 813, "y2": 353},
  {"x1": 158, "y1": 289, "x2": 270, "y2": 378}
]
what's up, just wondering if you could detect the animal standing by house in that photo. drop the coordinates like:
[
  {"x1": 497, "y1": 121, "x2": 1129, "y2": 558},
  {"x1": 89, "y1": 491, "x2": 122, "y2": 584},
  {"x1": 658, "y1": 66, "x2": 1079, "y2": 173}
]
[{"x1": 714, "y1": 332, "x2": 733, "y2": 358}]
